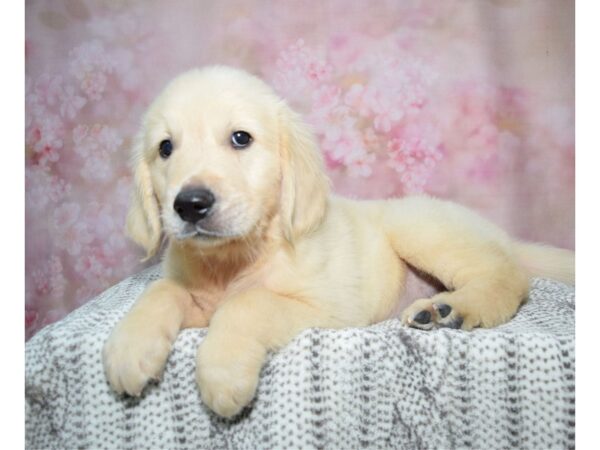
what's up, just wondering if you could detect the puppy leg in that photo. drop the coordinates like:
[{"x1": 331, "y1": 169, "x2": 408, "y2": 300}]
[
  {"x1": 400, "y1": 271, "x2": 526, "y2": 330},
  {"x1": 196, "y1": 289, "x2": 329, "y2": 418},
  {"x1": 103, "y1": 278, "x2": 210, "y2": 396},
  {"x1": 383, "y1": 197, "x2": 529, "y2": 330}
]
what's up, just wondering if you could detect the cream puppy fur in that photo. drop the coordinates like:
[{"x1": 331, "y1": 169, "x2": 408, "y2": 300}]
[{"x1": 102, "y1": 66, "x2": 575, "y2": 418}]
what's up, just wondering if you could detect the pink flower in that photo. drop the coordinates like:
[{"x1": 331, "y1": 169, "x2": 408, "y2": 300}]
[
  {"x1": 34, "y1": 74, "x2": 64, "y2": 106},
  {"x1": 60, "y1": 85, "x2": 87, "y2": 119},
  {"x1": 373, "y1": 105, "x2": 403, "y2": 134},
  {"x1": 25, "y1": 166, "x2": 71, "y2": 210},
  {"x1": 345, "y1": 151, "x2": 376, "y2": 178},
  {"x1": 53, "y1": 202, "x2": 81, "y2": 228},
  {"x1": 277, "y1": 39, "x2": 332, "y2": 83},
  {"x1": 80, "y1": 71, "x2": 107, "y2": 101},
  {"x1": 97, "y1": 125, "x2": 123, "y2": 152},
  {"x1": 31, "y1": 256, "x2": 66, "y2": 301},
  {"x1": 27, "y1": 114, "x2": 63, "y2": 150},
  {"x1": 73, "y1": 124, "x2": 123, "y2": 157},
  {"x1": 307, "y1": 85, "x2": 346, "y2": 132},
  {"x1": 344, "y1": 83, "x2": 404, "y2": 133},
  {"x1": 321, "y1": 120, "x2": 360, "y2": 162},
  {"x1": 26, "y1": 113, "x2": 64, "y2": 166},
  {"x1": 25, "y1": 80, "x2": 46, "y2": 123},
  {"x1": 80, "y1": 153, "x2": 113, "y2": 181},
  {"x1": 35, "y1": 143, "x2": 61, "y2": 166},
  {"x1": 83, "y1": 201, "x2": 120, "y2": 238},
  {"x1": 387, "y1": 124, "x2": 443, "y2": 192},
  {"x1": 321, "y1": 120, "x2": 375, "y2": 177},
  {"x1": 71, "y1": 124, "x2": 124, "y2": 182},
  {"x1": 344, "y1": 84, "x2": 373, "y2": 117},
  {"x1": 52, "y1": 203, "x2": 94, "y2": 256},
  {"x1": 69, "y1": 40, "x2": 113, "y2": 101},
  {"x1": 69, "y1": 40, "x2": 114, "y2": 75},
  {"x1": 323, "y1": 151, "x2": 344, "y2": 170},
  {"x1": 273, "y1": 39, "x2": 333, "y2": 103},
  {"x1": 74, "y1": 250, "x2": 114, "y2": 282}
]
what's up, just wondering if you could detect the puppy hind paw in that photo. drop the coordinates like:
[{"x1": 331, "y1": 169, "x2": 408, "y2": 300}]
[
  {"x1": 433, "y1": 303, "x2": 464, "y2": 329},
  {"x1": 402, "y1": 299, "x2": 467, "y2": 330},
  {"x1": 409, "y1": 309, "x2": 435, "y2": 330}
]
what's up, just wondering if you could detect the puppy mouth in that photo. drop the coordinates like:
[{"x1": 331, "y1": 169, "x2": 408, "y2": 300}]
[
  {"x1": 164, "y1": 204, "x2": 250, "y2": 243},
  {"x1": 174, "y1": 224, "x2": 238, "y2": 241}
]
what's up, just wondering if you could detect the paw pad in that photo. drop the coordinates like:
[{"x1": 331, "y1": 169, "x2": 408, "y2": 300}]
[
  {"x1": 406, "y1": 303, "x2": 463, "y2": 330},
  {"x1": 413, "y1": 310, "x2": 431, "y2": 324},
  {"x1": 436, "y1": 303, "x2": 452, "y2": 318}
]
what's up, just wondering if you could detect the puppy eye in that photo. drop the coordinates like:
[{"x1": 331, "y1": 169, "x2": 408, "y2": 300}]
[
  {"x1": 231, "y1": 131, "x2": 253, "y2": 149},
  {"x1": 159, "y1": 139, "x2": 173, "y2": 159}
]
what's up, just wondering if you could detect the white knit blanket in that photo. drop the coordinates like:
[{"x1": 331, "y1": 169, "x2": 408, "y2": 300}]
[{"x1": 25, "y1": 265, "x2": 575, "y2": 450}]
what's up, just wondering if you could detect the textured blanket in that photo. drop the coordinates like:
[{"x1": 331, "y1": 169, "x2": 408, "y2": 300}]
[{"x1": 25, "y1": 266, "x2": 575, "y2": 450}]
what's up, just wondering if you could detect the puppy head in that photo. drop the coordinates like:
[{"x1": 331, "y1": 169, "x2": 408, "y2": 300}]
[{"x1": 126, "y1": 66, "x2": 329, "y2": 259}]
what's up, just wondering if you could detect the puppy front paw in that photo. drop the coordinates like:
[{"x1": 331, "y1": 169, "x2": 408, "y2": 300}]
[
  {"x1": 195, "y1": 337, "x2": 265, "y2": 418},
  {"x1": 102, "y1": 318, "x2": 176, "y2": 396}
]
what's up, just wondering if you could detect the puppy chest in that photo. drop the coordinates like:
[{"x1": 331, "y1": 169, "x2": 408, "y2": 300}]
[{"x1": 187, "y1": 287, "x2": 227, "y2": 317}]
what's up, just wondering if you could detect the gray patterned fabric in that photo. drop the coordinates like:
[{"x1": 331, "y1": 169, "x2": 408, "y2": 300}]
[{"x1": 25, "y1": 265, "x2": 575, "y2": 450}]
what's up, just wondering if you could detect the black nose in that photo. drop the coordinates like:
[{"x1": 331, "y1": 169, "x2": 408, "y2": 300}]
[{"x1": 173, "y1": 187, "x2": 216, "y2": 223}]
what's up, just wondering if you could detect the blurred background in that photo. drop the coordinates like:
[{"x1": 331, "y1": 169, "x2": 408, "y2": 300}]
[{"x1": 25, "y1": 0, "x2": 574, "y2": 339}]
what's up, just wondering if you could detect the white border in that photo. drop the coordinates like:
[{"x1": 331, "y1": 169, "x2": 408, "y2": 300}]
[
  {"x1": 575, "y1": 0, "x2": 598, "y2": 447},
  {"x1": 1, "y1": 1, "x2": 24, "y2": 448}
]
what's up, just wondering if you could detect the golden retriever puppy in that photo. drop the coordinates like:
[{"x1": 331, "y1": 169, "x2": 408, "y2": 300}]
[{"x1": 102, "y1": 66, "x2": 574, "y2": 418}]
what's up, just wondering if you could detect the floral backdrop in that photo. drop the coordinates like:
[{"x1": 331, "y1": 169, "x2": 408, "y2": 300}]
[{"x1": 25, "y1": 0, "x2": 575, "y2": 340}]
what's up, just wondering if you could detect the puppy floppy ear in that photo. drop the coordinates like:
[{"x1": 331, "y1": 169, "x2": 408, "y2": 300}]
[
  {"x1": 279, "y1": 104, "x2": 330, "y2": 243},
  {"x1": 125, "y1": 134, "x2": 161, "y2": 260}
]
